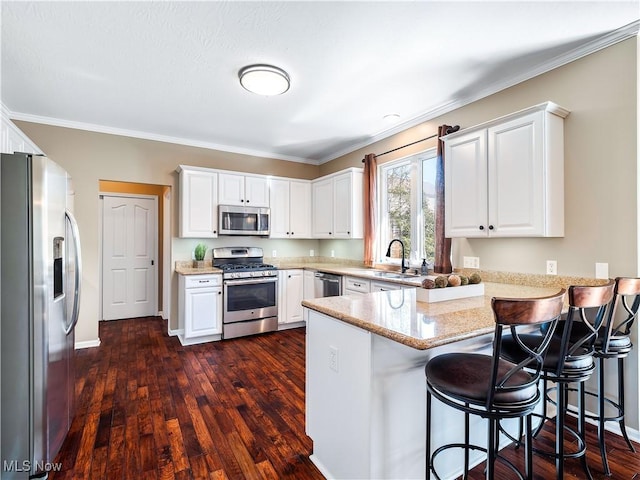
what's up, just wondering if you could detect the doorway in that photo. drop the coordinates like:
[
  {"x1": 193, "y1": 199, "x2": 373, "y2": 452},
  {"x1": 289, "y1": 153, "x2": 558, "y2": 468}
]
[{"x1": 99, "y1": 181, "x2": 169, "y2": 320}]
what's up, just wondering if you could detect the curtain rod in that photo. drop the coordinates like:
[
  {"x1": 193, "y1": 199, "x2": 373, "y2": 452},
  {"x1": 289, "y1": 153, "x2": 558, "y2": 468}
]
[{"x1": 362, "y1": 125, "x2": 460, "y2": 162}]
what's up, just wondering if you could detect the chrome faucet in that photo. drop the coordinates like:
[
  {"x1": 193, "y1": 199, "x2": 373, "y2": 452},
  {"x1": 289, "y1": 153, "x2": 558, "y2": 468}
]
[{"x1": 385, "y1": 239, "x2": 407, "y2": 273}]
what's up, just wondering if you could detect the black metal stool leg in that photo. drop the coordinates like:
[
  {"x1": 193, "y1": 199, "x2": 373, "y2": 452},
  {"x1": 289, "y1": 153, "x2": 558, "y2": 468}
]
[
  {"x1": 426, "y1": 390, "x2": 432, "y2": 479},
  {"x1": 598, "y1": 358, "x2": 611, "y2": 476},
  {"x1": 486, "y1": 418, "x2": 496, "y2": 480},
  {"x1": 556, "y1": 383, "x2": 565, "y2": 480},
  {"x1": 579, "y1": 382, "x2": 593, "y2": 480},
  {"x1": 617, "y1": 357, "x2": 636, "y2": 453},
  {"x1": 525, "y1": 414, "x2": 533, "y2": 480},
  {"x1": 464, "y1": 408, "x2": 470, "y2": 479}
]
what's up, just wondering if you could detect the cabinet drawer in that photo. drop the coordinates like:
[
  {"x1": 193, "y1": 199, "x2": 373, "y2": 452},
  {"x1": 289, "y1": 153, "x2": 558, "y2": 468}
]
[
  {"x1": 371, "y1": 281, "x2": 402, "y2": 292},
  {"x1": 345, "y1": 277, "x2": 370, "y2": 293},
  {"x1": 184, "y1": 275, "x2": 221, "y2": 288}
]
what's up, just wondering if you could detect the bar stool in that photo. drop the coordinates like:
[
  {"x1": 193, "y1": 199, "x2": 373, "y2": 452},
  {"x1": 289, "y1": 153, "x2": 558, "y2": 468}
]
[
  {"x1": 562, "y1": 277, "x2": 640, "y2": 475},
  {"x1": 502, "y1": 280, "x2": 616, "y2": 480},
  {"x1": 425, "y1": 289, "x2": 566, "y2": 480}
]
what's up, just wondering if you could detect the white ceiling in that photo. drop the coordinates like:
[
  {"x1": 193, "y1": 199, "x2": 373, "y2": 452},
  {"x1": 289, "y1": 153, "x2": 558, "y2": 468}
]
[{"x1": 2, "y1": 1, "x2": 638, "y2": 164}]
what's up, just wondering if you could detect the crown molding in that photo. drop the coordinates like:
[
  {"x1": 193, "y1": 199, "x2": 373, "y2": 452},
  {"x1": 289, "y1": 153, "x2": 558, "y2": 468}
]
[
  {"x1": 316, "y1": 19, "x2": 640, "y2": 164},
  {"x1": 5, "y1": 108, "x2": 318, "y2": 165}
]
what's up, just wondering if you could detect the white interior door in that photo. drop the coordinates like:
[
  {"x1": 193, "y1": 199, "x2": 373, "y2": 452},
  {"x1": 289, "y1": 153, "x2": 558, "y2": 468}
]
[{"x1": 102, "y1": 195, "x2": 157, "y2": 320}]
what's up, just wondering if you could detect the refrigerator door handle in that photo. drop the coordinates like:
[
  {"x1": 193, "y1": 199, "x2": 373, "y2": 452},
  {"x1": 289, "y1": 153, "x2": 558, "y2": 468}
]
[{"x1": 64, "y1": 210, "x2": 82, "y2": 335}]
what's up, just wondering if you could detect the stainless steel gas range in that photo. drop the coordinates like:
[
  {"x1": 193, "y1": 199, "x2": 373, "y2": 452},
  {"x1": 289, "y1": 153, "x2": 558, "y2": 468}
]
[{"x1": 213, "y1": 247, "x2": 278, "y2": 339}]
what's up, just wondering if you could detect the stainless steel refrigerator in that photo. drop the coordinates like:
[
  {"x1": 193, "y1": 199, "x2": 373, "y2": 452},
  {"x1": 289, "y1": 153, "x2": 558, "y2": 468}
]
[{"x1": 1, "y1": 153, "x2": 82, "y2": 479}]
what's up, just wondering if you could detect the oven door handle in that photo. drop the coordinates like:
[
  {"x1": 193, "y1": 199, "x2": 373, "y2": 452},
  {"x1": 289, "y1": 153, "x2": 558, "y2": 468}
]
[{"x1": 224, "y1": 277, "x2": 278, "y2": 286}]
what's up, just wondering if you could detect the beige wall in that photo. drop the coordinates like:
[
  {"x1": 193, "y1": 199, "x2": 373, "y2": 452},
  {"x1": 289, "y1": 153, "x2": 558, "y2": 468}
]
[
  {"x1": 12, "y1": 125, "x2": 320, "y2": 343},
  {"x1": 324, "y1": 38, "x2": 638, "y2": 281}
]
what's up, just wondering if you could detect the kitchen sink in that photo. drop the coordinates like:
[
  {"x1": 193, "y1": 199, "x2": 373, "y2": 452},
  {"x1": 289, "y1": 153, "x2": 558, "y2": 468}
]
[{"x1": 372, "y1": 271, "x2": 418, "y2": 279}]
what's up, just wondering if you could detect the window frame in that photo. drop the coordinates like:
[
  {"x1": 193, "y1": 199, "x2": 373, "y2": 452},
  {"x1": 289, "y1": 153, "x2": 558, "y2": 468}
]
[{"x1": 377, "y1": 147, "x2": 438, "y2": 268}]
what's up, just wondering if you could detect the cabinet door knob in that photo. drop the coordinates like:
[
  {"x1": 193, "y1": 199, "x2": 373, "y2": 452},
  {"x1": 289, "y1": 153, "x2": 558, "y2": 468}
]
[
  {"x1": 329, "y1": 232, "x2": 332, "y2": 235},
  {"x1": 213, "y1": 230, "x2": 217, "y2": 234},
  {"x1": 479, "y1": 225, "x2": 485, "y2": 230},
  {"x1": 488, "y1": 225, "x2": 494, "y2": 230},
  {"x1": 286, "y1": 232, "x2": 289, "y2": 235},
  {"x1": 291, "y1": 232, "x2": 294, "y2": 235},
  {"x1": 246, "y1": 200, "x2": 250, "y2": 203},
  {"x1": 288, "y1": 275, "x2": 291, "y2": 278},
  {"x1": 218, "y1": 291, "x2": 222, "y2": 295}
]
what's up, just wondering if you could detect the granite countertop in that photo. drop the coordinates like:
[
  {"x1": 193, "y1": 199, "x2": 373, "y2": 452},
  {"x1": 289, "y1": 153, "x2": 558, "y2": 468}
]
[
  {"x1": 269, "y1": 262, "x2": 430, "y2": 287},
  {"x1": 175, "y1": 261, "x2": 223, "y2": 275},
  {"x1": 301, "y1": 282, "x2": 564, "y2": 351}
]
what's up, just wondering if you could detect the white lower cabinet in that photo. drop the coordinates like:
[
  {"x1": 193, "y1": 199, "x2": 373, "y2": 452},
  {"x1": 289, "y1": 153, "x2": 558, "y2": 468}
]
[
  {"x1": 370, "y1": 281, "x2": 403, "y2": 292},
  {"x1": 178, "y1": 274, "x2": 222, "y2": 345},
  {"x1": 278, "y1": 269, "x2": 305, "y2": 327},
  {"x1": 303, "y1": 270, "x2": 316, "y2": 299},
  {"x1": 344, "y1": 276, "x2": 370, "y2": 296},
  {"x1": 344, "y1": 276, "x2": 404, "y2": 294}
]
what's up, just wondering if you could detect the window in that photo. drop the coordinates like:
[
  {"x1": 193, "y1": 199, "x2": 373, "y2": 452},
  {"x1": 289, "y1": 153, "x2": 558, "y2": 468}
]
[{"x1": 378, "y1": 149, "x2": 438, "y2": 267}]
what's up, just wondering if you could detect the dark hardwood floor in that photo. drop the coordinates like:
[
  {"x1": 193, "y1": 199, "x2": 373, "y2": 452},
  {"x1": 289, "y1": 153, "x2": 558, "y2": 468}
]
[{"x1": 52, "y1": 316, "x2": 640, "y2": 479}]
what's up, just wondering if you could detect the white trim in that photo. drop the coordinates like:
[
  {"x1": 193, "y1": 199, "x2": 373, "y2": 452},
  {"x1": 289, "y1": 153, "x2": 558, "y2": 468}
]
[
  {"x1": 162, "y1": 189, "x2": 171, "y2": 323},
  {"x1": 317, "y1": 20, "x2": 640, "y2": 164},
  {"x1": 75, "y1": 339, "x2": 101, "y2": 349},
  {"x1": 569, "y1": 405, "x2": 640, "y2": 444},
  {"x1": 168, "y1": 327, "x2": 183, "y2": 337},
  {"x1": 5, "y1": 109, "x2": 315, "y2": 165}
]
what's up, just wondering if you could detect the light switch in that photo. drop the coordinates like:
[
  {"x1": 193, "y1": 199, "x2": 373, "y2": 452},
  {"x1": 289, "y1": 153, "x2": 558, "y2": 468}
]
[{"x1": 595, "y1": 262, "x2": 609, "y2": 279}]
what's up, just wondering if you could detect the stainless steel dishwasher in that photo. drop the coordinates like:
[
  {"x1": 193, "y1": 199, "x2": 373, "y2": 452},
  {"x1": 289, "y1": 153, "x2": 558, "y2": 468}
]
[{"x1": 314, "y1": 272, "x2": 342, "y2": 297}]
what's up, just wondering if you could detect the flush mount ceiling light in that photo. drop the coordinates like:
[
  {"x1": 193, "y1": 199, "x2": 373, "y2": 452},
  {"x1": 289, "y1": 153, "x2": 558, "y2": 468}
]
[
  {"x1": 239, "y1": 64, "x2": 290, "y2": 96},
  {"x1": 383, "y1": 113, "x2": 401, "y2": 123}
]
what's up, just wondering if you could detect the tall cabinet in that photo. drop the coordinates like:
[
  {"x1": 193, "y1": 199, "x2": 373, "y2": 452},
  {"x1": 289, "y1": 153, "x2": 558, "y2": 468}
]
[
  {"x1": 443, "y1": 101, "x2": 568, "y2": 238},
  {"x1": 311, "y1": 168, "x2": 364, "y2": 238},
  {"x1": 178, "y1": 166, "x2": 218, "y2": 238}
]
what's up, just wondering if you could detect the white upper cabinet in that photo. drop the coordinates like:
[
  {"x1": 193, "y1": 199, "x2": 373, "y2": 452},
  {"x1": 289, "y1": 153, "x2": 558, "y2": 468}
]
[
  {"x1": 1, "y1": 111, "x2": 43, "y2": 155},
  {"x1": 178, "y1": 166, "x2": 218, "y2": 238},
  {"x1": 289, "y1": 180, "x2": 312, "y2": 238},
  {"x1": 218, "y1": 172, "x2": 269, "y2": 207},
  {"x1": 444, "y1": 102, "x2": 568, "y2": 238},
  {"x1": 270, "y1": 178, "x2": 311, "y2": 238},
  {"x1": 312, "y1": 168, "x2": 363, "y2": 239},
  {"x1": 311, "y1": 177, "x2": 334, "y2": 237}
]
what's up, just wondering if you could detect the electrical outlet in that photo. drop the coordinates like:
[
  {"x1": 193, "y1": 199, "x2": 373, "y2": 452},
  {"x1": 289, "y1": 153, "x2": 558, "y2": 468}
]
[
  {"x1": 595, "y1": 262, "x2": 609, "y2": 279},
  {"x1": 329, "y1": 346, "x2": 339, "y2": 372},
  {"x1": 546, "y1": 260, "x2": 557, "y2": 275},
  {"x1": 463, "y1": 256, "x2": 480, "y2": 269},
  {"x1": 310, "y1": 249, "x2": 315, "y2": 257},
  {"x1": 272, "y1": 250, "x2": 277, "y2": 258},
  {"x1": 331, "y1": 250, "x2": 335, "y2": 258}
]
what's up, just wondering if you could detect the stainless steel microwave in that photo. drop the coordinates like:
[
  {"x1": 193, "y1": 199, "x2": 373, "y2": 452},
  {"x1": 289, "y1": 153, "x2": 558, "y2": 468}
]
[{"x1": 218, "y1": 205, "x2": 270, "y2": 236}]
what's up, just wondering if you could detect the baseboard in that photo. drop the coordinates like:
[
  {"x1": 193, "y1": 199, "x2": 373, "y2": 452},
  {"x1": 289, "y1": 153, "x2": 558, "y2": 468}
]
[
  {"x1": 278, "y1": 321, "x2": 306, "y2": 331},
  {"x1": 75, "y1": 338, "x2": 101, "y2": 349},
  {"x1": 168, "y1": 327, "x2": 183, "y2": 337},
  {"x1": 581, "y1": 406, "x2": 640, "y2": 443}
]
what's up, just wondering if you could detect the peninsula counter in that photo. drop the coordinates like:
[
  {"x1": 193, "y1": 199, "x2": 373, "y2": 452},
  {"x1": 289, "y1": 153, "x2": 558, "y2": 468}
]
[{"x1": 302, "y1": 283, "x2": 561, "y2": 480}]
